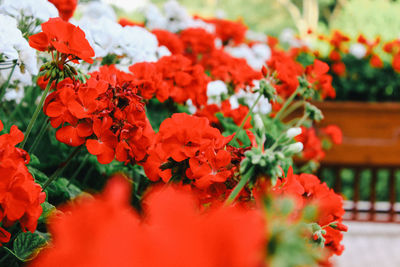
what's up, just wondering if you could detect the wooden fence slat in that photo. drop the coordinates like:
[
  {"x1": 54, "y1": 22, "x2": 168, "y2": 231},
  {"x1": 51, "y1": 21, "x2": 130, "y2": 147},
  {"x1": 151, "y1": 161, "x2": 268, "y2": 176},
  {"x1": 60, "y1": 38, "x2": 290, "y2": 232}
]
[
  {"x1": 334, "y1": 167, "x2": 342, "y2": 193},
  {"x1": 352, "y1": 168, "x2": 361, "y2": 220},
  {"x1": 389, "y1": 168, "x2": 396, "y2": 222},
  {"x1": 369, "y1": 169, "x2": 377, "y2": 221}
]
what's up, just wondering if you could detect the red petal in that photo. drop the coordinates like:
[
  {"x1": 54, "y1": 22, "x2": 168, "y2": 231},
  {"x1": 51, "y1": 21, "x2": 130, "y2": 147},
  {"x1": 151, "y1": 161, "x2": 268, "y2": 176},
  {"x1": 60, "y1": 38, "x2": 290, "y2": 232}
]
[
  {"x1": 28, "y1": 32, "x2": 49, "y2": 51},
  {"x1": 86, "y1": 139, "x2": 105, "y2": 155},
  {"x1": 56, "y1": 126, "x2": 85, "y2": 147}
]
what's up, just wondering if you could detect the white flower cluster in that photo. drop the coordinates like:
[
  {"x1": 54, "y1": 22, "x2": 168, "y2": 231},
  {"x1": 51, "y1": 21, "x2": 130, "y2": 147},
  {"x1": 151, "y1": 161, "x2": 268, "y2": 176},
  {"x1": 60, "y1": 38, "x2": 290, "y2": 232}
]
[
  {"x1": 279, "y1": 28, "x2": 310, "y2": 48},
  {"x1": 207, "y1": 80, "x2": 228, "y2": 105},
  {"x1": 225, "y1": 43, "x2": 271, "y2": 71},
  {"x1": 143, "y1": 0, "x2": 214, "y2": 33},
  {"x1": 76, "y1": 2, "x2": 171, "y2": 71},
  {"x1": 0, "y1": 0, "x2": 57, "y2": 33},
  {"x1": 0, "y1": 14, "x2": 38, "y2": 103},
  {"x1": 229, "y1": 81, "x2": 272, "y2": 115}
]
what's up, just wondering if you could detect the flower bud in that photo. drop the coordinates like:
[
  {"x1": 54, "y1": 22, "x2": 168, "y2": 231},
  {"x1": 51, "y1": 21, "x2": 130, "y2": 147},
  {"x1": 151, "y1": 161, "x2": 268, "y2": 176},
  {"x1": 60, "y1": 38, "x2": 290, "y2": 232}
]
[
  {"x1": 286, "y1": 127, "x2": 302, "y2": 139},
  {"x1": 253, "y1": 114, "x2": 264, "y2": 131},
  {"x1": 286, "y1": 142, "x2": 303, "y2": 154}
]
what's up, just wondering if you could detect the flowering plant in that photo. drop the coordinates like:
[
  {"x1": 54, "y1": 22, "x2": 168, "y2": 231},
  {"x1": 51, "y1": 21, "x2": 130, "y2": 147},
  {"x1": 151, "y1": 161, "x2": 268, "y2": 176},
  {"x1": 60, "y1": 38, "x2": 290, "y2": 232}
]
[
  {"x1": 287, "y1": 30, "x2": 400, "y2": 101},
  {"x1": 0, "y1": 1, "x2": 346, "y2": 267}
]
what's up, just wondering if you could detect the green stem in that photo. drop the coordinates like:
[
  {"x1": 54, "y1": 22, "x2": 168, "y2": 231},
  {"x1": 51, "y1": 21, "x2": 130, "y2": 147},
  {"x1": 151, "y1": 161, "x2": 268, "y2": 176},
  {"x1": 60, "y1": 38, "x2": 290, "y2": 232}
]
[
  {"x1": 225, "y1": 167, "x2": 254, "y2": 205},
  {"x1": 42, "y1": 146, "x2": 82, "y2": 190},
  {"x1": 67, "y1": 153, "x2": 90, "y2": 186},
  {"x1": 0, "y1": 62, "x2": 17, "y2": 101},
  {"x1": 231, "y1": 92, "x2": 263, "y2": 144},
  {"x1": 274, "y1": 87, "x2": 302, "y2": 121},
  {"x1": 20, "y1": 78, "x2": 54, "y2": 149},
  {"x1": 28, "y1": 118, "x2": 50, "y2": 154},
  {"x1": 279, "y1": 100, "x2": 305, "y2": 121},
  {"x1": 294, "y1": 113, "x2": 309, "y2": 128}
]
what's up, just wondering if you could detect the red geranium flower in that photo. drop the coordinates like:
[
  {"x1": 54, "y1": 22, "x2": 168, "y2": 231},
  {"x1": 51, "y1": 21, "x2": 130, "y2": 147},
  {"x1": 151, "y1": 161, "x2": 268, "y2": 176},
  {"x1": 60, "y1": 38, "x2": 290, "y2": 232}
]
[
  {"x1": 306, "y1": 59, "x2": 336, "y2": 99},
  {"x1": 44, "y1": 65, "x2": 154, "y2": 165},
  {"x1": 152, "y1": 29, "x2": 184, "y2": 55},
  {"x1": 142, "y1": 113, "x2": 234, "y2": 189},
  {"x1": 0, "y1": 120, "x2": 45, "y2": 245},
  {"x1": 31, "y1": 177, "x2": 266, "y2": 267},
  {"x1": 29, "y1": 18, "x2": 95, "y2": 64}
]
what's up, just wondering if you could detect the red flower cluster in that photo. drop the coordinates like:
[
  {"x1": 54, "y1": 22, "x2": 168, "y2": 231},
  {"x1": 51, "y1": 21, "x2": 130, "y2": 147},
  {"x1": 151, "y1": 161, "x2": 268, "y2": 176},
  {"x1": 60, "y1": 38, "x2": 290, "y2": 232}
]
[
  {"x1": 208, "y1": 18, "x2": 247, "y2": 45},
  {"x1": 129, "y1": 55, "x2": 209, "y2": 107},
  {"x1": 180, "y1": 28, "x2": 216, "y2": 60},
  {"x1": 272, "y1": 167, "x2": 347, "y2": 257},
  {"x1": 152, "y1": 27, "x2": 262, "y2": 90},
  {"x1": 195, "y1": 100, "x2": 251, "y2": 129},
  {"x1": 200, "y1": 49, "x2": 262, "y2": 90},
  {"x1": 384, "y1": 39, "x2": 400, "y2": 72},
  {"x1": 322, "y1": 125, "x2": 343, "y2": 145},
  {"x1": 305, "y1": 59, "x2": 335, "y2": 99},
  {"x1": 0, "y1": 121, "x2": 45, "y2": 244},
  {"x1": 48, "y1": 0, "x2": 78, "y2": 21},
  {"x1": 295, "y1": 126, "x2": 325, "y2": 161},
  {"x1": 142, "y1": 113, "x2": 234, "y2": 189},
  {"x1": 267, "y1": 50, "x2": 303, "y2": 98},
  {"x1": 31, "y1": 177, "x2": 266, "y2": 267},
  {"x1": 152, "y1": 29, "x2": 184, "y2": 55},
  {"x1": 29, "y1": 18, "x2": 94, "y2": 64},
  {"x1": 44, "y1": 65, "x2": 154, "y2": 164}
]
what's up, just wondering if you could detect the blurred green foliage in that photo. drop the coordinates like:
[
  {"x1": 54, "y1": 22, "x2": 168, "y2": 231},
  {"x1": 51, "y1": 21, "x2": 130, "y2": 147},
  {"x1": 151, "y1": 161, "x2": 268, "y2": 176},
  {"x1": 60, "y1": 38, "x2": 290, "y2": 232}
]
[{"x1": 330, "y1": 0, "x2": 400, "y2": 42}]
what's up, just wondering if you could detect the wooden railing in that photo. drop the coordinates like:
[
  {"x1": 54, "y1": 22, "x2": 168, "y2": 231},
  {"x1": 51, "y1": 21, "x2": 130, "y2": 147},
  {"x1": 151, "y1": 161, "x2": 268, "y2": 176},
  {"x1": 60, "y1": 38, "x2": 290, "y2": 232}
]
[{"x1": 313, "y1": 102, "x2": 400, "y2": 223}]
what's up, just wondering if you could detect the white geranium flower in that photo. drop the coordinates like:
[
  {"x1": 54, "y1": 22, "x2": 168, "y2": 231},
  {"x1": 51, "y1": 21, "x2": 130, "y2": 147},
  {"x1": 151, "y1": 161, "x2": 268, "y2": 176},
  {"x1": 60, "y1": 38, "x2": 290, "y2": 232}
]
[
  {"x1": 80, "y1": 1, "x2": 117, "y2": 21},
  {"x1": 207, "y1": 80, "x2": 228, "y2": 105},
  {"x1": 225, "y1": 43, "x2": 271, "y2": 71},
  {"x1": 229, "y1": 95, "x2": 239, "y2": 109},
  {"x1": 143, "y1": 0, "x2": 214, "y2": 33},
  {"x1": 142, "y1": 4, "x2": 167, "y2": 30},
  {"x1": 252, "y1": 43, "x2": 271, "y2": 62},
  {"x1": 78, "y1": 17, "x2": 122, "y2": 58},
  {"x1": 236, "y1": 84, "x2": 272, "y2": 115},
  {"x1": 156, "y1": 46, "x2": 172, "y2": 59},
  {"x1": 349, "y1": 43, "x2": 367, "y2": 59},
  {"x1": 186, "y1": 99, "x2": 197, "y2": 114},
  {"x1": 279, "y1": 28, "x2": 307, "y2": 48},
  {"x1": 0, "y1": 0, "x2": 57, "y2": 23},
  {"x1": 207, "y1": 80, "x2": 228, "y2": 97},
  {"x1": 246, "y1": 30, "x2": 268, "y2": 43},
  {"x1": 118, "y1": 26, "x2": 159, "y2": 63},
  {"x1": 0, "y1": 14, "x2": 38, "y2": 90},
  {"x1": 4, "y1": 85, "x2": 24, "y2": 103}
]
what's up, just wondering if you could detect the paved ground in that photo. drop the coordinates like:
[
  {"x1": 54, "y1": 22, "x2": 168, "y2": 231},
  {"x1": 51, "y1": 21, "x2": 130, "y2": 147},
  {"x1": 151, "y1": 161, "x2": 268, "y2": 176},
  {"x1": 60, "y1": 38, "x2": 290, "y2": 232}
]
[{"x1": 333, "y1": 222, "x2": 400, "y2": 267}]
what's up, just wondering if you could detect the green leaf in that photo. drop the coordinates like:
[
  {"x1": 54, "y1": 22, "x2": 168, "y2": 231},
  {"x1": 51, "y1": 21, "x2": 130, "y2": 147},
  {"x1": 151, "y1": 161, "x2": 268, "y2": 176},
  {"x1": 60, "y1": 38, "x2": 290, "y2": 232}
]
[
  {"x1": 29, "y1": 154, "x2": 40, "y2": 167},
  {"x1": 27, "y1": 166, "x2": 49, "y2": 184},
  {"x1": 56, "y1": 178, "x2": 82, "y2": 199},
  {"x1": 13, "y1": 231, "x2": 48, "y2": 262},
  {"x1": 38, "y1": 202, "x2": 56, "y2": 223}
]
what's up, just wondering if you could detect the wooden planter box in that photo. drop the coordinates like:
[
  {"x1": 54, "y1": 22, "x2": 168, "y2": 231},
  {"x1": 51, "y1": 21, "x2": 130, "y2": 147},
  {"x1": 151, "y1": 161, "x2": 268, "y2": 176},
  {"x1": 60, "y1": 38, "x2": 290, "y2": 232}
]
[{"x1": 314, "y1": 101, "x2": 400, "y2": 167}]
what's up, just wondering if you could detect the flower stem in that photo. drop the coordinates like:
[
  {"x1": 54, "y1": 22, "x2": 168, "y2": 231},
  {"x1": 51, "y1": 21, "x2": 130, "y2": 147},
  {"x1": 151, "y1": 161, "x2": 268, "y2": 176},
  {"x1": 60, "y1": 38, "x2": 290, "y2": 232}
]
[
  {"x1": 230, "y1": 92, "x2": 263, "y2": 144},
  {"x1": 225, "y1": 166, "x2": 254, "y2": 205},
  {"x1": 274, "y1": 86, "x2": 301, "y2": 121},
  {"x1": 42, "y1": 146, "x2": 82, "y2": 190},
  {"x1": 67, "y1": 153, "x2": 90, "y2": 186},
  {"x1": 0, "y1": 61, "x2": 17, "y2": 101},
  {"x1": 20, "y1": 78, "x2": 54, "y2": 149},
  {"x1": 279, "y1": 100, "x2": 305, "y2": 121},
  {"x1": 28, "y1": 118, "x2": 50, "y2": 154}
]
